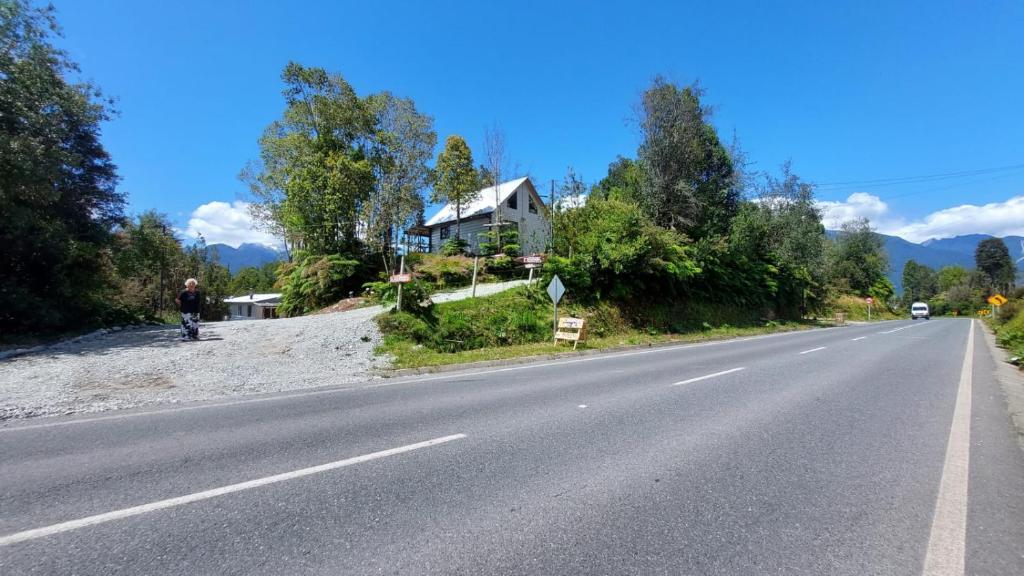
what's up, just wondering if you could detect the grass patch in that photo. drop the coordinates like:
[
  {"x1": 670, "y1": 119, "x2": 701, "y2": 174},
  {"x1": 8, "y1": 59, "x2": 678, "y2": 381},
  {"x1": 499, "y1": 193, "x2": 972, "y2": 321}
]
[
  {"x1": 826, "y1": 294, "x2": 902, "y2": 322},
  {"x1": 375, "y1": 286, "x2": 823, "y2": 370}
]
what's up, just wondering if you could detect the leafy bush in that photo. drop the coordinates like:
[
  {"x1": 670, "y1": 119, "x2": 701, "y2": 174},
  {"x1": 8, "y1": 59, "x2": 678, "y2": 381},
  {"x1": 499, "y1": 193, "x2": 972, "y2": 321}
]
[
  {"x1": 375, "y1": 287, "x2": 551, "y2": 352},
  {"x1": 278, "y1": 253, "x2": 360, "y2": 316},
  {"x1": 441, "y1": 238, "x2": 469, "y2": 256},
  {"x1": 996, "y1": 302, "x2": 1024, "y2": 359}
]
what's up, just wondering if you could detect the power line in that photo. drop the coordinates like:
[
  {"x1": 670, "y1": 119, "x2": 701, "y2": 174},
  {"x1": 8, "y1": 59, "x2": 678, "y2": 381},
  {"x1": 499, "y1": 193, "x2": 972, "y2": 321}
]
[{"x1": 813, "y1": 162, "x2": 1024, "y2": 191}]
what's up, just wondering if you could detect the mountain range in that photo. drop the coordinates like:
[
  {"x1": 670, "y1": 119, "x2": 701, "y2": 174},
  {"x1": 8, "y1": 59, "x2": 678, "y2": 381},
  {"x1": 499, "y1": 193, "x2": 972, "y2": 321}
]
[
  {"x1": 871, "y1": 233, "x2": 1023, "y2": 293},
  {"x1": 208, "y1": 243, "x2": 286, "y2": 274}
]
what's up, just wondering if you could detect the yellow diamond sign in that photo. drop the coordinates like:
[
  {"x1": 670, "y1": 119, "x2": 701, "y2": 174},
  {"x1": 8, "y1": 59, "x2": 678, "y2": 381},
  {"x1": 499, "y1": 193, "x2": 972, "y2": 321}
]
[{"x1": 987, "y1": 294, "x2": 1008, "y2": 306}]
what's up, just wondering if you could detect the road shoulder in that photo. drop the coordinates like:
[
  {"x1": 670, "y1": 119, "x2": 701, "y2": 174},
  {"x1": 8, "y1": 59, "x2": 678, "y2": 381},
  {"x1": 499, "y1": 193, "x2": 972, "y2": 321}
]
[{"x1": 980, "y1": 322, "x2": 1024, "y2": 452}]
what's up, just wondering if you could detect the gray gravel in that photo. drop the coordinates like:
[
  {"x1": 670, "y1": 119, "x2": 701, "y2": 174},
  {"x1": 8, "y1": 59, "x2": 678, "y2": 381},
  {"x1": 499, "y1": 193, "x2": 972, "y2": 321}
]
[{"x1": 0, "y1": 280, "x2": 528, "y2": 420}]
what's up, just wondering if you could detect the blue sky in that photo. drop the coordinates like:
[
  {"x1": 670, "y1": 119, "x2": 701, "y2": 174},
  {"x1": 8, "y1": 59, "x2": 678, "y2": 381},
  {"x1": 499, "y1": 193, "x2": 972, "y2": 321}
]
[{"x1": 53, "y1": 0, "x2": 1024, "y2": 246}]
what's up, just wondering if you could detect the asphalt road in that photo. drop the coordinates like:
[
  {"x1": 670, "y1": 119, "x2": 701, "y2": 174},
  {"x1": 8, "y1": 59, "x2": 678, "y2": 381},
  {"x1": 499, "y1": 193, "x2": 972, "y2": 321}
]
[{"x1": 2, "y1": 319, "x2": 1023, "y2": 575}]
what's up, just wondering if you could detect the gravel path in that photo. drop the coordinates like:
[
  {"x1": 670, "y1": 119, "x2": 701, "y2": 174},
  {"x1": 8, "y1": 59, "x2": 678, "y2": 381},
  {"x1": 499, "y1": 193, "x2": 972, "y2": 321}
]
[{"x1": 0, "y1": 280, "x2": 528, "y2": 420}]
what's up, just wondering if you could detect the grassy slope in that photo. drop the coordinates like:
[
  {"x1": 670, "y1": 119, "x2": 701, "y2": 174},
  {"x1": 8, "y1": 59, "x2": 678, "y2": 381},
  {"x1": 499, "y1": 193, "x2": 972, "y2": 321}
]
[
  {"x1": 375, "y1": 287, "x2": 824, "y2": 370},
  {"x1": 827, "y1": 295, "x2": 902, "y2": 322}
]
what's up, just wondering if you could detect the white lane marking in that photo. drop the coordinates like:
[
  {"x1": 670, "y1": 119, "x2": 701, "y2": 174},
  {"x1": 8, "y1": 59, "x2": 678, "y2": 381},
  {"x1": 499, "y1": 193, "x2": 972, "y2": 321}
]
[
  {"x1": 3, "y1": 321, "x2": 897, "y2": 433},
  {"x1": 0, "y1": 434, "x2": 466, "y2": 547},
  {"x1": 799, "y1": 346, "x2": 826, "y2": 355},
  {"x1": 671, "y1": 367, "x2": 745, "y2": 387},
  {"x1": 879, "y1": 321, "x2": 929, "y2": 334},
  {"x1": 852, "y1": 337, "x2": 867, "y2": 341},
  {"x1": 578, "y1": 404, "x2": 587, "y2": 409},
  {"x1": 921, "y1": 320, "x2": 973, "y2": 576}
]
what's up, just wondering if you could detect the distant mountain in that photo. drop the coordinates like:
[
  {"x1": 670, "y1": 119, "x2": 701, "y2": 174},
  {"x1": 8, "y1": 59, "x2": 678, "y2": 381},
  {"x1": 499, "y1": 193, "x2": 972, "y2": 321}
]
[
  {"x1": 828, "y1": 232, "x2": 1023, "y2": 293},
  {"x1": 208, "y1": 243, "x2": 286, "y2": 274}
]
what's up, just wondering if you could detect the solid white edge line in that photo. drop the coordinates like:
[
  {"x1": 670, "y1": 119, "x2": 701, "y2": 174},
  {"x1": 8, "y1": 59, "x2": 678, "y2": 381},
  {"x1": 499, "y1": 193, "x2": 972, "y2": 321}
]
[
  {"x1": 798, "y1": 346, "x2": 827, "y2": 354},
  {"x1": 671, "y1": 367, "x2": 745, "y2": 386},
  {"x1": 0, "y1": 433, "x2": 467, "y2": 547},
  {"x1": 3, "y1": 320, "x2": 901, "y2": 433},
  {"x1": 921, "y1": 319, "x2": 973, "y2": 576}
]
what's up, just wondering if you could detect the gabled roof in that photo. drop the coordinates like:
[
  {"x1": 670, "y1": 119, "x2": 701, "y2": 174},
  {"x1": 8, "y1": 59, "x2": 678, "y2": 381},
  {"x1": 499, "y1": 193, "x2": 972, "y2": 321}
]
[
  {"x1": 424, "y1": 177, "x2": 530, "y2": 227},
  {"x1": 223, "y1": 293, "x2": 282, "y2": 305}
]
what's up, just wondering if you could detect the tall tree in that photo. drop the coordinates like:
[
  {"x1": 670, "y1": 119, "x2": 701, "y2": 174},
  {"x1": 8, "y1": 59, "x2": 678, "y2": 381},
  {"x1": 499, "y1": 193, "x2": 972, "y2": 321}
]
[
  {"x1": 829, "y1": 218, "x2": 891, "y2": 297},
  {"x1": 0, "y1": 0, "x2": 124, "y2": 332},
  {"x1": 243, "y1": 62, "x2": 374, "y2": 257},
  {"x1": 975, "y1": 237, "x2": 1015, "y2": 293},
  {"x1": 482, "y1": 124, "x2": 510, "y2": 250},
  {"x1": 432, "y1": 135, "x2": 479, "y2": 243},
  {"x1": 637, "y1": 77, "x2": 738, "y2": 239},
  {"x1": 901, "y1": 260, "x2": 938, "y2": 304},
  {"x1": 364, "y1": 91, "x2": 436, "y2": 269}
]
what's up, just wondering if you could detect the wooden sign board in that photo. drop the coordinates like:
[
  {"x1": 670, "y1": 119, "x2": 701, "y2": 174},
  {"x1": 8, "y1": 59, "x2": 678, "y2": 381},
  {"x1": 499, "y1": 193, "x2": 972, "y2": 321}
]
[
  {"x1": 389, "y1": 273, "x2": 412, "y2": 283},
  {"x1": 555, "y1": 317, "x2": 586, "y2": 350},
  {"x1": 517, "y1": 254, "x2": 546, "y2": 265}
]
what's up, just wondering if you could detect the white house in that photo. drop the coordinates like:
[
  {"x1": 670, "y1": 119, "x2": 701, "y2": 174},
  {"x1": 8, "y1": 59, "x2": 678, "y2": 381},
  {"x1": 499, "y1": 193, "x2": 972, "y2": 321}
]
[
  {"x1": 414, "y1": 177, "x2": 549, "y2": 255},
  {"x1": 224, "y1": 293, "x2": 282, "y2": 320}
]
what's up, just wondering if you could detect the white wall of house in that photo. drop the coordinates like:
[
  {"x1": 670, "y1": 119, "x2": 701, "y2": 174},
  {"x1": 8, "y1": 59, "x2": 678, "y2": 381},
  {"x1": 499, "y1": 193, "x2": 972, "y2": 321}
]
[{"x1": 495, "y1": 180, "x2": 549, "y2": 255}]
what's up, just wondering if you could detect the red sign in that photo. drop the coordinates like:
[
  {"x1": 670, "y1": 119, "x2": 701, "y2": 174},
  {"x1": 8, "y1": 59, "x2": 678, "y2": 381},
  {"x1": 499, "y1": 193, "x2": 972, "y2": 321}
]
[
  {"x1": 865, "y1": 297, "x2": 874, "y2": 304},
  {"x1": 389, "y1": 273, "x2": 412, "y2": 283}
]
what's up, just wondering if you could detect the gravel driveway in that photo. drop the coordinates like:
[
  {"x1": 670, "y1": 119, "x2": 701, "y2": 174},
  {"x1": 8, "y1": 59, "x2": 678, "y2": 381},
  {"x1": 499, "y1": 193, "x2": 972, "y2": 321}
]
[{"x1": 0, "y1": 280, "x2": 528, "y2": 420}]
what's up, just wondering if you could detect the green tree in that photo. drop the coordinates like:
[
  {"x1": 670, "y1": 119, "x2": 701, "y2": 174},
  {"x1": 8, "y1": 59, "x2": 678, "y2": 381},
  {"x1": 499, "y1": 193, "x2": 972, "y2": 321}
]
[
  {"x1": 937, "y1": 265, "x2": 969, "y2": 292},
  {"x1": 243, "y1": 62, "x2": 374, "y2": 257},
  {"x1": 829, "y1": 218, "x2": 890, "y2": 296},
  {"x1": 975, "y1": 237, "x2": 1015, "y2": 294},
  {"x1": 729, "y1": 163, "x2": 828, "y2": 314},
  {"x1": 364, "y1": 92, "x2": 436, "y2": 269},
  {"x1": 432, "y1": 135, "x2": 479, "y2": 243},
  {"x1": 637, "y1": 77, "x2": 738, "y2": 239},
  {"x1": 592, "y1": 156, "x2": 642, "y2": 204},
  {"x1": 901, "y1": 260, "x2": 938, "y2": 304},
  {"x1": 0, "y1": 0, "x2": 124, "y2": 332}
]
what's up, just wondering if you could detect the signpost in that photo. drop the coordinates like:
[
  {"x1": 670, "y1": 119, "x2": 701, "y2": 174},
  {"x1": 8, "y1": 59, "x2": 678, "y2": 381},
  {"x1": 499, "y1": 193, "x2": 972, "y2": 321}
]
[
  {"x1": 518, "y1": 254, "x2": 546, "y2": 284},
  {"x1": 988, "y1": 293, "x2": 1007, "y2": 317},
  {"x1": 547, "y1": 275, "x2": 566, "y2": 343},
  {"x1": 866, "y1": 296, "x2": 873, "y2": 321},
  {"x1": 390, "y1": 256, "x2": 408, "y2": 312}
]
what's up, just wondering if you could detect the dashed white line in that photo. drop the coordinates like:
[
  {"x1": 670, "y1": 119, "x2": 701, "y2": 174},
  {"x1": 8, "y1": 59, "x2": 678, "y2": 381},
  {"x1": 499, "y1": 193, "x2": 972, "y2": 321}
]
[
  {"x1": 578, "y1": 404, "x2": 588, "y2": 409},
  {"x1": 852, "y1": 337, "x2": 867, "y2": 341},
  {"x1": 0, "y1": 433, "x2": 467, "y2": 547},
  {"x1": 921, "y1": 320, "x2": 974, "y2": 576},
  {"x1": 799, "y1": 346, "x2": 827, "y2": 355},
  {"x1": 670, "y1": 367, "x2": 745, "y2": 387}
]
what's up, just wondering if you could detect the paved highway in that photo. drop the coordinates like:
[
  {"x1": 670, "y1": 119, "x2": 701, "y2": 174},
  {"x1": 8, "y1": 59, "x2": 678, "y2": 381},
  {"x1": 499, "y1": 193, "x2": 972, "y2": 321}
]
[{"x1": 2, "y1": 319, "x2": 1023, "y2": 575}]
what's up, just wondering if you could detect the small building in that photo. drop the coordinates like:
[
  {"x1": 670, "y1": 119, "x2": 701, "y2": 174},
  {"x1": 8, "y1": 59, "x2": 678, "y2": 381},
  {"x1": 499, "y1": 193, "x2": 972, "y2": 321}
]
[
  {"x1": 224, "y1": 293, "x2": 282, "y2": 320},
  {"x1": 412, "y1": 177, "x2": 549, "y2": 255}
]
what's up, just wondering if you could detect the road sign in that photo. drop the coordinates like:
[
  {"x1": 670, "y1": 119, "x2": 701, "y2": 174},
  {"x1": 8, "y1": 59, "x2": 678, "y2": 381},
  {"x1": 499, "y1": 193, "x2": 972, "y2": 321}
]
[
  {"x1": 547, "y1": 275, "x2": 565, "y2": 304},
  {"x1": 865, "y1": 297, "x2": 873, "y2": 305},
  {"x1": 525, "y1": 263, "x2": 541, "y2": 269},
  {"x1": 389, "y1": 273, "x2": 412, "y2": 283},
  {"x1": 987, "y1": 294, "x2": 1008, "y2": 306}
]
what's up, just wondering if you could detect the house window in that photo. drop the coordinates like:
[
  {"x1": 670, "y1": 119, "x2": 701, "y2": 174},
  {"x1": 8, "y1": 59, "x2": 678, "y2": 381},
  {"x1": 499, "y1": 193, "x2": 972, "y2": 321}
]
[
  {"x1": 247, "y1": 304, "x2": 252, "y2": 317},
  {"x1": 528, "y1": 196, "x2": 538, "y2": 214},
  {"x1": 507, "y1": 192, "x2": 518, "y2": 210},
  {"x1": 439, "y1": 225, "x2": 450, "y2": 240}
]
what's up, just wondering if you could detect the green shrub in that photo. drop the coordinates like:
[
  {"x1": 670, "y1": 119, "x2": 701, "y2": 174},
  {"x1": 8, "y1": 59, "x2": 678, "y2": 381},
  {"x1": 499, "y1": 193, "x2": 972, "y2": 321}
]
[
  {"x1": 441, "y1": 238, "x2": 469, "y2": 256},
  {"x1": 996, "y1": 304, "x2": 1024, "y2": 358},
  {"x1": 278, "y1": 253, "x2": 360, "y2": 316}
]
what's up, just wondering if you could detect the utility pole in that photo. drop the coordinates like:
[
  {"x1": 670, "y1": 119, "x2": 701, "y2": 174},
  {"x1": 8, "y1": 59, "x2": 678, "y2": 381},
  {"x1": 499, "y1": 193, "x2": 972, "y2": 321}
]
[{"x1": 550, "y1": 179, "x2": 555, "y2": 254}]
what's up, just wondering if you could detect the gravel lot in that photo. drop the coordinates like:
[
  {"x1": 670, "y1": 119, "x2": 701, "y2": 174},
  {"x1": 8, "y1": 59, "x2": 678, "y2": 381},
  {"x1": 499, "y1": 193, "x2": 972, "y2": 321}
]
[{"x1": 0, "y1": 280, "x2": 528, "y2": 420}]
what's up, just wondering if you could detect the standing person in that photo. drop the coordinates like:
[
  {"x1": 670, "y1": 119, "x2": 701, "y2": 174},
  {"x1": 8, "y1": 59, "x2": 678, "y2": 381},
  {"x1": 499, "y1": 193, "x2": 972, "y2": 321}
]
[{"x1": 175, "y1": 278, "x2": 202, "y2": 340}]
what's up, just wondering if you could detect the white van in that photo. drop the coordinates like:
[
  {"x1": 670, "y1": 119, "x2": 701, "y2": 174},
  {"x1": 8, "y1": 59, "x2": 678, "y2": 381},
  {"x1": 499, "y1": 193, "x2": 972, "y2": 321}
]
[{"x1": 910, "y1": 302, "x2": 930, "y2": 320}]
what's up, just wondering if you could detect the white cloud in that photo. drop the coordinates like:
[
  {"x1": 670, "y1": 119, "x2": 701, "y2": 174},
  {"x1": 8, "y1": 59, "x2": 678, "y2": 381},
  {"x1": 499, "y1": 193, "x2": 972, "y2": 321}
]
[
  {"x1": 182, "y1": 200, "x2": 281, "y2": 248},
  {"x1": 817, "y1": 192, "x2": 1024, "y2": 243},
  {"x1": 817, "y1": 192, "x2": 892, "y2": 230},
  {"x1": 887, "y1": 196, "x2": 1024, "y2": 243}
]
